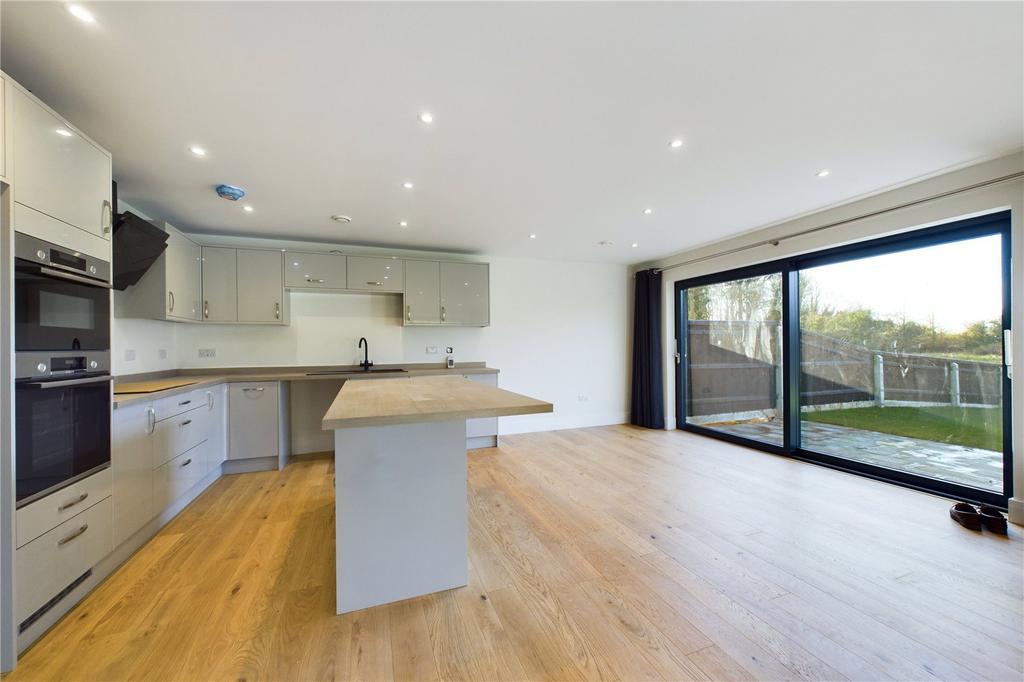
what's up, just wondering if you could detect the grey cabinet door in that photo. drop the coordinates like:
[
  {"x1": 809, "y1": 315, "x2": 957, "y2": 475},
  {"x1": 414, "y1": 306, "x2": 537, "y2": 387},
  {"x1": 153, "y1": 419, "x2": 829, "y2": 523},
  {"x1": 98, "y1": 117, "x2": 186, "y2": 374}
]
[
  {"x1": 347, "y1": 256, "x2": 404, "y2": 292},
  {"x1": 441, "y1": 262, "x2": 489, "y2": 326},
  {"x1": 166, "y1": 230, "x2": 202, "y2": 321},
  {"x1": 237, "y1": 249, "x2": 284, "y2": 323},
  {"x1": 111, "y1": 402, "x2": 155, "y2": 546},
  {"x1": 201, "y1": 247, "x2": 237, "y2": 322},
  {"x1": 404, "y1": 260, "x2": 441, "y2": 324},
  {"x1": 285, "y1": 252, "x2": 347, "y2": 289},
  {"x1": 228, "y1": 382, "x2": 281, "y2": 460}
]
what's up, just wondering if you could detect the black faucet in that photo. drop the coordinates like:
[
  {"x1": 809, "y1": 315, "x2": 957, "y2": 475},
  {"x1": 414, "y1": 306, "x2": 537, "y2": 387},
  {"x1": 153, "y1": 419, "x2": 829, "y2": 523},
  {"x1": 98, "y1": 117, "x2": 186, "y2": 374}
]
[{"x1": 358, "y1": 337, "x2": 373, "y2": 371}]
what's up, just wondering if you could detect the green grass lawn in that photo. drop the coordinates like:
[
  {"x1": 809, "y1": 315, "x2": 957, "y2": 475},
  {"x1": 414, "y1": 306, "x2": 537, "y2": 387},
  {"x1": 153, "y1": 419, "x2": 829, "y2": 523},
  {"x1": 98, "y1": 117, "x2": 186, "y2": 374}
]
[{"x1": 803, "y1": 405, "x2": 1002, "y2": 452}]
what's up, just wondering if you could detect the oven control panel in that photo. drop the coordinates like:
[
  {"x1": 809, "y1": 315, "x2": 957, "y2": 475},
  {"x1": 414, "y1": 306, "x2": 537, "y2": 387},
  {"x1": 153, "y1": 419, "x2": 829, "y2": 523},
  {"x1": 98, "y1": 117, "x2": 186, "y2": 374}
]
[{"x1": 15, "y1": 351, "x2": 110, "y2": 381}]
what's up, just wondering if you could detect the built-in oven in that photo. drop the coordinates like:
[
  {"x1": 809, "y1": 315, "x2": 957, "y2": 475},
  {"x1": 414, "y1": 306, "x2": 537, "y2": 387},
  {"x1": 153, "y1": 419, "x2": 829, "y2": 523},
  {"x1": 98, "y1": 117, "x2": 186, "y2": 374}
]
[
  {"x1": 15, "y1": 352, "x2": 112, "y2": 507},
  {"x1": 15, "y1": 232, "x2": 111, "y2": 352}
]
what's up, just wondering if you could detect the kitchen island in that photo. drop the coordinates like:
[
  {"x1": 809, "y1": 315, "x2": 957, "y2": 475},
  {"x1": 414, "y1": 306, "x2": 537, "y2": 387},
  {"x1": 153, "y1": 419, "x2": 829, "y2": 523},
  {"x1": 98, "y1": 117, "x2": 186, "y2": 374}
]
[{"x1": 322, "y1": 375, "x2": 552, "y2": 613}]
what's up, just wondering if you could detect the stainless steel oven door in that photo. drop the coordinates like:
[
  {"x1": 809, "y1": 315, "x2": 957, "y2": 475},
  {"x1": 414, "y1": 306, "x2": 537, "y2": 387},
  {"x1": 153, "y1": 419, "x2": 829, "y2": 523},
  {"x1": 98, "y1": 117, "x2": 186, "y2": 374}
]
[{"x1": 15, "y1": 374, "x2": 112, "y2": 507}]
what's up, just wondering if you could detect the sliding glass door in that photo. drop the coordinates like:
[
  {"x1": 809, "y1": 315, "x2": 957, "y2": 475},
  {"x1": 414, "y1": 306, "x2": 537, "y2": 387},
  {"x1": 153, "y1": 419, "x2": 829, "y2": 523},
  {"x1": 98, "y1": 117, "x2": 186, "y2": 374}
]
[{"x1": 675, "y1": 212, "x2": 1012, "y2": 506}]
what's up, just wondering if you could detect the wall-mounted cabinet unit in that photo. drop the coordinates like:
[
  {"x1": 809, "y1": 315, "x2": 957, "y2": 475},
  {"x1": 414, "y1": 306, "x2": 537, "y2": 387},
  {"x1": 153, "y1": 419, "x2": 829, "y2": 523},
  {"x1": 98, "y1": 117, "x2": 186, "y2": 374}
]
[
  {"x1": 0, "y1": 72, "x2": 8, "y2": 184},
  {"x1": 118, "y1": 223, "x2": 202, "y2": 322},
  {"x1": 237, "y1": 249, "x2": 286, "y2": 323},
  {"x1": 201, "y1": 247, "x2": 237, "y2": 322},
  {"x1": 285, "y1": 251, "x2": 347, "y2": 290},
  {"x1": 347, "y1": 256, "x2": 404, "y2": 292},
  {"x1": 5, "y1": 73, "x2": 112, "y2": 260},
  {"x1": 404, "y1": 260, "x2": 441, "y2": 324},
  {"x1": 440, "y1": 262, "x2": 489, "y2": 326}
]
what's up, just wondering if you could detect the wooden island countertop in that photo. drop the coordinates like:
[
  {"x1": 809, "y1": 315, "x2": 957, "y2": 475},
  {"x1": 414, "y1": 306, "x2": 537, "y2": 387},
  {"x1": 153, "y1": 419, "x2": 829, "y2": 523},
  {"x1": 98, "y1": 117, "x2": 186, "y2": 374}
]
[{"x1": 321, "y1": 375, "x2": 552, "y2": 429}]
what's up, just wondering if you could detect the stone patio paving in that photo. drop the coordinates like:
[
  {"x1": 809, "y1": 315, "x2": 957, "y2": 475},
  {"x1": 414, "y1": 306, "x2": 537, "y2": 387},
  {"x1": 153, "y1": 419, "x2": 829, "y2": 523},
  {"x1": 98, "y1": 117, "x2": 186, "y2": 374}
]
[{"x1": 699, "y1": 419, "x2": 1003, "y2": 493}]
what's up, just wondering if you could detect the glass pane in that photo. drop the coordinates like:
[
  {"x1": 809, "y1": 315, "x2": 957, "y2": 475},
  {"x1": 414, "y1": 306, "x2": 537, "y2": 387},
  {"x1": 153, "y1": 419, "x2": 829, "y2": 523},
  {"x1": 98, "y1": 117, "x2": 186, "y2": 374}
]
[
  {"x1": 799, "y1": 234, "x2": 1004, "y2": 493},
  {"x1": 685, "y1": 273, "x2": 783, "y2": 445}
]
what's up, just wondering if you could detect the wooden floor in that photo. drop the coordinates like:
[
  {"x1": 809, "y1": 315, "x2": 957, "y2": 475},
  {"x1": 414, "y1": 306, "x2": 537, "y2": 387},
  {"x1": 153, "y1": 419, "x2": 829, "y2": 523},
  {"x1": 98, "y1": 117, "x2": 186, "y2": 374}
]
[{"x1": 7, "y1": 425, "x2": 1022, "y2": 681}]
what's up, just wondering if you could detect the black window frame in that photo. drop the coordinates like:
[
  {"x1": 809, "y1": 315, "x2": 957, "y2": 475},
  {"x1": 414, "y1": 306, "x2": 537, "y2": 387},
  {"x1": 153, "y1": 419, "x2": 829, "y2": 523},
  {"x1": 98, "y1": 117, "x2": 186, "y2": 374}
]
[{"x1": 674, "y1": 210, "x2": 1013, "y2": 508}]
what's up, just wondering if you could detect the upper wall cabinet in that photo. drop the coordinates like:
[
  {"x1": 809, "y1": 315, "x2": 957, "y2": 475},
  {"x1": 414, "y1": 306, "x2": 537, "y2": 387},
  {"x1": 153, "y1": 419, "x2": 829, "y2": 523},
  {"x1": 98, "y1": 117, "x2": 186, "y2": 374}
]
[
  {"x1": 201, "y1": 247, "x2": 238, "y2": 322},
  {"x1": 6, "y1": 74, "x2": 112, "y2": 260},
  {"x1": 118, "y1": 223, "x2": 202, "y2": 322},
  {"x1": 440, "y1": 262, "x2": 489, "y2": 326},
  {"x1": 237, "y1": 249, "x2": 286, "y2": 324},
  {"x1": 404, "y1": 260, "x2": 441, "y2": 325},
  {"x1": 285, "y1": 251, "x2": 347, "y2": 290},
  {"x1": 0, "y1": 72, "x2": 8, "y2": 184},
  {"x1": 347, "y1": 256, "x2": 404, "y2": 292}
]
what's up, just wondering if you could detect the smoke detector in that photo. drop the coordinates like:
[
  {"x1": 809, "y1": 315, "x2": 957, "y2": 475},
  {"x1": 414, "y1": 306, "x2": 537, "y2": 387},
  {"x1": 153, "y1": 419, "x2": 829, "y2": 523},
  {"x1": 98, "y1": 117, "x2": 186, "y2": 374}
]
[
  {"x1": 215, "y1": 184, "x2": 245, "y2": 201},
  {"x1": 597, "y1": 240, "x2": 616, "y2": 246},
  {"x1": 331, "y1": 215, "x2": 352, "y2": 224}
]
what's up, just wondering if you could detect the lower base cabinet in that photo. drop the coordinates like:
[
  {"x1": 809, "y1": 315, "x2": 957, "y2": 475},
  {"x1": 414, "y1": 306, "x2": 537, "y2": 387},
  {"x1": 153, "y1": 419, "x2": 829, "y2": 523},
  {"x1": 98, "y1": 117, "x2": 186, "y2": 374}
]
[
  {"x1": 112, "y1": 402, "x2": 155, "y2": 546},
  {"x1": 228, "y1": 382, "x2": 284, "y2": 460}
]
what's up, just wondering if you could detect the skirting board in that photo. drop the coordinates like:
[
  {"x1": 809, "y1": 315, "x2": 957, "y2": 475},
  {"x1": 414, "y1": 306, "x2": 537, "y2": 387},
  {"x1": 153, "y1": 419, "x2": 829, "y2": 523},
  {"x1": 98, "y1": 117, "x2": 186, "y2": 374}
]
[
  {"x1": 222, "y1": 456, "x2": 280, "y2": 475},
  {"x1": 16, "y1": 465, "x2": 222, "y2": 654}
]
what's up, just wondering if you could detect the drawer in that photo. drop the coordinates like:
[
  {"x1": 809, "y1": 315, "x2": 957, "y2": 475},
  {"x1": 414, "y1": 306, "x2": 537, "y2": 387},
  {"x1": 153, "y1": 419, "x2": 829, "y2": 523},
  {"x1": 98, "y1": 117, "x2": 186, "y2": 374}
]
[
  {"x1": 16, "y1": 497, "x2": 113, "y2": 623},
  {"x1": 16, "y1": 468, "x2": 111, "y2": 549},
  {"x1": 346, "y1": 256, "x2": 403, "y2": 292},
  {"x1": 285, "y1": 252, "x2": 347, "y2": 289},
  {"x1": 153, "y1": 389, "x2": 204, "y2": 422},
  {"x1": 153, "y1": 444, "x2": 206, "y2": 513},
  {"x1": 152, "y1": 404, "x2": 209, "y2": 467}
]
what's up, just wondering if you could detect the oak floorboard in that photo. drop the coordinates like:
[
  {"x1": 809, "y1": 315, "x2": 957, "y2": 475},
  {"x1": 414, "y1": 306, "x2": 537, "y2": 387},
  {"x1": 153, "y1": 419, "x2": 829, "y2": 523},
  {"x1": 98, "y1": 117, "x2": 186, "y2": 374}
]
[{"x1": 5, "y1": 426, "x2": 1021, "y2": 681}]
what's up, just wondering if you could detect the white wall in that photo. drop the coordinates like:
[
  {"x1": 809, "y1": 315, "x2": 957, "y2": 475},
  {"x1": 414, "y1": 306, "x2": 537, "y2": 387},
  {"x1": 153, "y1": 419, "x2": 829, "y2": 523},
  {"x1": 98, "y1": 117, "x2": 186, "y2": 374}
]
[
  {"x1": 636, "y1": 151, "x2": 1024, "y2": 522},
  {"x1": 115, "y1": 256, "x2": 630, "y2": 435}
]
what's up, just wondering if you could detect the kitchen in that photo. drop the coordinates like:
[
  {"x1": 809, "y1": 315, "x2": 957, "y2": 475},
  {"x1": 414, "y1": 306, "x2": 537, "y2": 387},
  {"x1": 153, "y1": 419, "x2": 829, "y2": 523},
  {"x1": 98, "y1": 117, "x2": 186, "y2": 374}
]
[{"x1": 2, "y1": 3, "x2": 1022, "y2": 681}]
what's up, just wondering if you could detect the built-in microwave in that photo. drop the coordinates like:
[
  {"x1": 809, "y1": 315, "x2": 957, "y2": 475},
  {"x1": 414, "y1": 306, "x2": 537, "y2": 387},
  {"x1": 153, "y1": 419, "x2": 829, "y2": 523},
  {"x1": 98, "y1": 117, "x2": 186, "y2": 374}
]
[{"x1": 14, "y1": 232, "x2": 111, "y2": 353}]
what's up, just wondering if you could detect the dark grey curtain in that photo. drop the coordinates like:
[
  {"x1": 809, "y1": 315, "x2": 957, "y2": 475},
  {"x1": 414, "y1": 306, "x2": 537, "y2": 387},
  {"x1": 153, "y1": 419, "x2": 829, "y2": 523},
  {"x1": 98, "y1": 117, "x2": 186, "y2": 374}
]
[{"x1": 630, "y1": 269, "x2": 665, "y2": 428}]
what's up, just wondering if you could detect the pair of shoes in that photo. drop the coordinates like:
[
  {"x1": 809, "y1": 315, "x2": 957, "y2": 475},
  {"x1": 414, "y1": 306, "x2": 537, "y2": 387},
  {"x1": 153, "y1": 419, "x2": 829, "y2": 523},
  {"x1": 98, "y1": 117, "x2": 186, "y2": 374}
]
[{"x1": 949, "y1": 502, "x2": 1008, "y2": 535}]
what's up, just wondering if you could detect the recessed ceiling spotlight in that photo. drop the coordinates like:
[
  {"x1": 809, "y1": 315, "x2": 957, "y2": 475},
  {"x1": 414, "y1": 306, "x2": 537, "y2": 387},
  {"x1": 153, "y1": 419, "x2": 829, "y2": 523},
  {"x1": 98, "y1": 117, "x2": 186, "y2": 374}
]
[
  {"x1": 331, "y1": 214, "x2": 352, "y2": 223},
  {"x1": 631, "y1": 242, "x2": 639, "y2": 248},
  {"x1": 399, "y1": 220, "x2": 409, "y2": 227},
  {"x1": 669, "y1": 139, "x2": 684, "y2": 149},
  {"x1": 402, "y1": 181, "x2": 414, "y2": 190},
  {"x1": 189, "y1": 145, "x2": 207, "y2": 157},
  {"x1": 642, "y1": 208, "x2": 653, "y2": 215},
  {"x1": 243, "y1": 205, "x2": 254, "y2": 213},
  {"x1": 529, "y1": 233, "x2": 537, "y2": 239},
  {"x1": 816, "y1": 169, "x2": 830, "y2": 177},
  {"x1": 418, "y1": 112, "x2": 434, "y2": 124},
  {"x1": 55, "y1": 128, "x2": 73, "y2": 137},
  {"x1": 67, "y1": 4, "x2": 96, "y2": 23}
]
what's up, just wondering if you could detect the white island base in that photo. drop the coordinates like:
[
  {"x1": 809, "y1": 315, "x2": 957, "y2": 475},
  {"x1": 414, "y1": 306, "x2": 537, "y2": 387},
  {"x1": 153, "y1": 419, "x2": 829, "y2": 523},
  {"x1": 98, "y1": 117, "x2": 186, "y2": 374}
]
[{"x1": 334, "y1": 419, "x2": 468, "y2": 613}]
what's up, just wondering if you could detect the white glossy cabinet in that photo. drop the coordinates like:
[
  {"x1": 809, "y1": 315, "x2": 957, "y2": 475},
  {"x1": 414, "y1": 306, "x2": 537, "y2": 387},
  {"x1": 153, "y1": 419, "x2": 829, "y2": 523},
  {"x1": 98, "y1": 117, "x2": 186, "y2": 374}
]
[
  {"x1": 0, "y1": 72, "x2": 8, "y2": 184},
  {"x1": 237, "y1": 249, "x2": 285, "y2": 323},
  {"x1": 9, "y1": 83, "x2": 112, "y2": 242},
  {"x1": 347, "y1": 256, "x2": 404, "y2": 292},
  {"x1": 404, "y1": 260, "x2": 441, "y2": 325},
  {"x1": 228, "y1": 382, "x2": 282, "y2": 460},
  {"x1": 285, "y1": 251, "x2": 347, "y2": 289},
  {"x1": 111, "y1": 402, "x2": 155, "y2": 546},
  {"x1": 440, "y1": 262, "x2": 489, "y2": 326},
  {"x1": 201, "y1": 247, "x2": 237, "y2": 322},
  {"x1": 118, "y1": 223, "x2": 202, "y2": 322}
]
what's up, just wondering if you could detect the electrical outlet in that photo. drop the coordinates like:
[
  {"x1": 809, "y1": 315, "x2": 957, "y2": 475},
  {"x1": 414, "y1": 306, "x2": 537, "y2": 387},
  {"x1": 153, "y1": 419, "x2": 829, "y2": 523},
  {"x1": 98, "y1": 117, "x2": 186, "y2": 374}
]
[
  {"x1": 124, "y1": 349, "x2": 136, "y2": 361},
  {"x1": 577, "y1": 394, "x2": 589, "y2": 402},
  {"x1": 198, "y1": 348, "x2": 216, "y2": 358},
  {"x1": 158, "y1": 349, "x2": 167, "y2": 360},
  {"x1": 426, "y1": 346, "x2": 438, "y2": 354}
]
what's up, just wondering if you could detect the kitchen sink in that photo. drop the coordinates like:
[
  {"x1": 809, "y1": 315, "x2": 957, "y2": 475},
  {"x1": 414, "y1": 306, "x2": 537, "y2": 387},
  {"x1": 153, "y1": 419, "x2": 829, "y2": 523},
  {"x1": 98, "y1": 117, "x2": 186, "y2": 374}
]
[{"x1": 305, "y1": 368, "x2": 408, "y2": 376}]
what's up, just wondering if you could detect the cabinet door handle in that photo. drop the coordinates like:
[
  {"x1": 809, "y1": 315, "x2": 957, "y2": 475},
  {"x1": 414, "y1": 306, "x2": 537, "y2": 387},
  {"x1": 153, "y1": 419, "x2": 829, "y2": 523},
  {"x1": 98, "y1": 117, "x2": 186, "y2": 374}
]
[
  {"x1": 179, "y1": 399, "x2": 191, "y2": 406},
  {"x1": 305, "y1": 277, "x2": 324, "y2": 283},
  {"x1": 101, "y1": 200, "x2": 113, "y2": 235},
  {"x1": 242, "y1": 387, "x2": 265, "y2": 393},
  {"x1": 147, "y1": 407, "x2": 156, "y2": 434},
  {"x1": 168, "y1": 291, "x2": 175, "y2": 312},
  {"x1": 441, "y1": 306, "x2": 446, "y2": 322},
  {"x1": 181, "y1": 458, "x2": 192, "y2": 467},
  {"x1": 203, "y1": 301, "x2": 209, "y2": 319},
  {"x1": 207, "y1": 391, "x2": 214, "y2": 410},
  {"x1": 275, "y1": 302, "x2": 281, "y2": 319},
  {"x1": 57, "y1": 493, "x2": 88, "y2": 512},
  {"x1": 58, "y1": 524, "x2": 89, "y2": 546},
  {"x1": 180, "y1": 419, "x2": 192, "y2": 427},
  {"x1": 407, "y1": 305, "x2": 412, "y2": 321},
  {"x1": 366, "y1": 281, "x2": 383, "y2": 286}
]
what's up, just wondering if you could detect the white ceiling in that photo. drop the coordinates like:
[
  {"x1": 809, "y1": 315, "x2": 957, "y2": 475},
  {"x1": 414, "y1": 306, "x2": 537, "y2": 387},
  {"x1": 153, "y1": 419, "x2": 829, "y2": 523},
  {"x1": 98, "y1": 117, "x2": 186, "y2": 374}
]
[{"x1": 2, "y1": 2, "x2": 1021, "y2": 264}]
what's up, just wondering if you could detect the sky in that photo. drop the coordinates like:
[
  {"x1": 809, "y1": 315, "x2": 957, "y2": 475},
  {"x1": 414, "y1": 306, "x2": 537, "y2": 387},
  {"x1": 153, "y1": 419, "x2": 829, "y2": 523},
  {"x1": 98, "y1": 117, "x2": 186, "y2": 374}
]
[{"x1": 800, "y1": 234, "x2": 1002, "y2": 333}]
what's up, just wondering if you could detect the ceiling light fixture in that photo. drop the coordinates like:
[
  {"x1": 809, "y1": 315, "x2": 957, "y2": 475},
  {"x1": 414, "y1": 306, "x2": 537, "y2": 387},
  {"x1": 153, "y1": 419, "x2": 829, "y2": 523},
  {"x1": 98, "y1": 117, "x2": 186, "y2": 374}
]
[
  {"x1": 243, "y1": 205, "x2": 254, "y2": 213},
  {"x1": 642, "y1": 208, "x2": 653, "y2": 215},
  {"x1": 67, "y1": 4, "x2": 96, "y2": 23},
  {"x1": 402, "y1": 181, "x2": 414, "y2": 190},
  {"x1": 331, "y1": 214, "x2": 352, "y2": 223},
  {"x1": 631, "y1": 242, "x2": 639, "y2": 248},
  {"x1": 55, "y1": 128, "x2": 73, "y2": 137},
  {"x1": 669, "y1": 139, "x2": 684, "y2": 149},
  {"x1": 399, "y1": 220, "x2": 408, "y2": 227},
  {"x1": 816, "y1": 169, "x2": 830, "y2": 177},
  {"x1": 189, "y1": 145, "x2": 207, "y2": 157},
  {"x1": 419, "y1": 112, "x2": 434, "y2": 124},
  {"x1": 529, "y1": 233, "x2": 537, "y2": 239}
]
